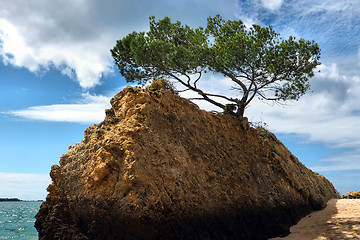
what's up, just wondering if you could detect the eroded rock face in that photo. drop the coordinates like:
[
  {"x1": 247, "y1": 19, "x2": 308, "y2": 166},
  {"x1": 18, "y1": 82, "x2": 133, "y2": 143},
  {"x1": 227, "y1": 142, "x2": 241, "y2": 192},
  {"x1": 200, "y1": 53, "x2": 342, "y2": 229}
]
[{"x1": 35, "y1": 87, "x2": 339, "y2": 240}]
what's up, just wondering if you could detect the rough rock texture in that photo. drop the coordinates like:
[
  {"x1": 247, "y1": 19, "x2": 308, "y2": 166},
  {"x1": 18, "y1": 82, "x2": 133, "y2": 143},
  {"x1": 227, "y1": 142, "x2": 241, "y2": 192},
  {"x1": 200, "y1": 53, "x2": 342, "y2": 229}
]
[
  {"x1": 342, "y1": 191, "x2": 360, "y2": 199},
  {"x1": 35, "y1": 87, "x2": 339, "y2": 240}
]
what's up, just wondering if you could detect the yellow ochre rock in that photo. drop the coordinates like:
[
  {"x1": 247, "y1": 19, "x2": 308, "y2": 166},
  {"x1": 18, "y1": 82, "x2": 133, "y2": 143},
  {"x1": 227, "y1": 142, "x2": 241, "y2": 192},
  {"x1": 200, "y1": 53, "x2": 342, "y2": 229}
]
[{"x1": 35, "y1": 87, "x2": 339, "y2": 240}]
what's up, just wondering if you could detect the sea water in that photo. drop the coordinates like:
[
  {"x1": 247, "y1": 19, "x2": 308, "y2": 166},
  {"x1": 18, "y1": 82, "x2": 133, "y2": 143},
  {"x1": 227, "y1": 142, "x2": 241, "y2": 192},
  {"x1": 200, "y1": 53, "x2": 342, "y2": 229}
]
[{"x1": 0, "y1": 202, "x2": 41, "y2": 240}]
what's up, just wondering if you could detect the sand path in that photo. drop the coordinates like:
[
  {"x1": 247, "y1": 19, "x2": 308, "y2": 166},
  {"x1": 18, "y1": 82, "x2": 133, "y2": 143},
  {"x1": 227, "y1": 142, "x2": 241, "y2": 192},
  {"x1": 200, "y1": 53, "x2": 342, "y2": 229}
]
[{"x1": 270, "y1": 199, "x2": 360, "y2": 240}]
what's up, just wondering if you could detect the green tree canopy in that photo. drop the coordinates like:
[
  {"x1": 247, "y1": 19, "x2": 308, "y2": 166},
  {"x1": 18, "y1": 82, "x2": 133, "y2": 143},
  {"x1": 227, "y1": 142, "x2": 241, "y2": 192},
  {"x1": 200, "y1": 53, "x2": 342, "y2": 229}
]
[{"x1": 111, "y1": 15, "x2": 321, "y2": 117}]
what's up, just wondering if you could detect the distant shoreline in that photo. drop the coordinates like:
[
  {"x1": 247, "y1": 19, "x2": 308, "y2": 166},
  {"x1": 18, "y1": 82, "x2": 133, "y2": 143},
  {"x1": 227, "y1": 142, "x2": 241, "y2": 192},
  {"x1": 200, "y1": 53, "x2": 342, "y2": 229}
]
[
  {"x1": 0, "y1": 198, "x2": 21, "y2": 202},
  {"x1": 0, "y1": 198, "x2": 43, "y2": 202}
]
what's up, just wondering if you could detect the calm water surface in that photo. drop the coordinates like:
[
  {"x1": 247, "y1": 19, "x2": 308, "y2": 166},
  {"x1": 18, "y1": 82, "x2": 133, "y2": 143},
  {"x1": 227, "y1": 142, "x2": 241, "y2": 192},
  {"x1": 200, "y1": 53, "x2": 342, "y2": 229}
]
[{"x1": 0, "y1": 202, "x2": 41, "y2": 240}]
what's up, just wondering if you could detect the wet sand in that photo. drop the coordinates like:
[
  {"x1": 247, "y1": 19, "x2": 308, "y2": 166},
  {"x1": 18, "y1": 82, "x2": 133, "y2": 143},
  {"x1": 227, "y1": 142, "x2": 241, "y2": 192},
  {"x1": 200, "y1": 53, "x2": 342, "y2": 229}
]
[{"x1": 270, "y1": 199, "x2": 360, "y2": 240}]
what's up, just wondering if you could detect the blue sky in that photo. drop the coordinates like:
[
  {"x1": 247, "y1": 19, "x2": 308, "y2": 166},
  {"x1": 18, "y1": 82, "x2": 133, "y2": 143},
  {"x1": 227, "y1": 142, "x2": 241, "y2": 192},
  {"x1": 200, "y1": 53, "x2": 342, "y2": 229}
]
[{"x1": 0, "y1": 0, "x2": 359, "y2": 200}]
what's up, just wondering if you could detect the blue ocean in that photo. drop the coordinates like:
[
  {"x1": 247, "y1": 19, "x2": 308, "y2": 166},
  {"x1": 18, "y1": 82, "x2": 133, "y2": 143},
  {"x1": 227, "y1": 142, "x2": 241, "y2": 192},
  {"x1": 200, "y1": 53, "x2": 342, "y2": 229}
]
[{"x1": 0, "y1": 202, "x2": 41, "y2": 240}]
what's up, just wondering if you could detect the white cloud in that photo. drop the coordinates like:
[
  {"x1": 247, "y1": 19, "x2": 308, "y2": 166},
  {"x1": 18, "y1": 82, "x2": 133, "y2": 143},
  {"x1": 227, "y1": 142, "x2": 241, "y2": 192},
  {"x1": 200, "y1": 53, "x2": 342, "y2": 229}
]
[
  {"x1": 9, "y1": 93, "x2": 111, "y2": 123},
  {"x1": 238, "y1": 0, "x2": 360, "y2": 60},
  {"x1": 0, "y1": 0, "x2": 240, "y2": 89},
  {"x1": 0, "y1": 172, "x2": 50, "y2": 200},
  {"x1": 0, "y1": 19, "x2": 39, "y2": 71},
  {"x1": 260, "y1": 0, "x2": 284, "y2": 11},
  {"x1": 304, "y1": 0, "x2": 356, "y2": 14},
  {"x1": 0, "y1": 18, "x2": 114, "y2": 88}
]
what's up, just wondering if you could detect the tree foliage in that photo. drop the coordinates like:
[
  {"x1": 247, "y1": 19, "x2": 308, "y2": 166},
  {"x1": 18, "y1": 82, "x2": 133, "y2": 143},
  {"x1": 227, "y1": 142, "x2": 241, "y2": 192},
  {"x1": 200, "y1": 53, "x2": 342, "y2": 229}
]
[{"x1": 111, "y1": 15, "x2": 321, "y2": 117}]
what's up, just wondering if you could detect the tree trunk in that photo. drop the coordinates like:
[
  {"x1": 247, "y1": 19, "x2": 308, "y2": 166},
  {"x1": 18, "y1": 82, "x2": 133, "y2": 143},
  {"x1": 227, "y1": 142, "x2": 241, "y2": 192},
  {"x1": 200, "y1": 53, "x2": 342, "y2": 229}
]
[{"x1": 236, "y1": 103, "x2": 245, "y2": 117}]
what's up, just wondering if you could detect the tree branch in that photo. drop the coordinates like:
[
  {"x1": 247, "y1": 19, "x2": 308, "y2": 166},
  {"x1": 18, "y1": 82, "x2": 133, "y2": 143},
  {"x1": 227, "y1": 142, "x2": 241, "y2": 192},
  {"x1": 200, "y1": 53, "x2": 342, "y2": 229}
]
[
  {"x1": 257, "y1": 69, "x2": 280, "y2": 90},
  {"x1": 257, "y1": 91, "x2": 281, "y2": 101},
  {"x1": 194, "y1": 71, "x2": 202, "y2": 88},
  {"x1": 203, "y1": 93, "x2": 238, "y2": 103},
  {"x1": 176, "y1": 88, "x2": 191, "y2": 93},
  {"x1": 166, "y1": 71, "x2": 227, "y2": 110},
  {"x1": 220, "y1": 67, "x2": 248, "y2": 94},
  {"x1": 245, "y1": 81, "x2": 258, "y2": 106},
  {"x1": 188, "y1": 97, "x2": 206, "y2": 100}
]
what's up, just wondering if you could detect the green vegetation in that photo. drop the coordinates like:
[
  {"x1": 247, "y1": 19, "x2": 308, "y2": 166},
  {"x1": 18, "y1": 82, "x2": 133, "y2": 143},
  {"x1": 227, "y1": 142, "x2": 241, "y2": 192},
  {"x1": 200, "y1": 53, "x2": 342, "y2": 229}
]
[
  {"x1": 314, "y1": 171, "x2": 324, "y2": 177},
  {"x1": 251, "y1": 121, "x2": 269, "y2": 137},
  {"x1": 111, "y1": 15, "x2": 320, "y2": 117}
]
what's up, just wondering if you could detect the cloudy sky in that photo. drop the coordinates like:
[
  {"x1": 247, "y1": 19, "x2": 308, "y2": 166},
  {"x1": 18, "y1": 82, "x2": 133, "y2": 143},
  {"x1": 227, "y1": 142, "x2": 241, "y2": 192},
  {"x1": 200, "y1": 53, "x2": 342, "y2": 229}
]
[{"x1": 0, "y1": 0, "x2": 359, "y2": 200}]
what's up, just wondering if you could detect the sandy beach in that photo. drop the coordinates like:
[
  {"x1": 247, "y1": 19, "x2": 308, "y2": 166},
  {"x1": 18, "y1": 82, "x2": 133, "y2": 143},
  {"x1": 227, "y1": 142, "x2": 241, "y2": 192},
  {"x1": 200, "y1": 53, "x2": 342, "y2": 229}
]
[{"x1": 270, "y1": 199, "x2": 360, "y2": 240}]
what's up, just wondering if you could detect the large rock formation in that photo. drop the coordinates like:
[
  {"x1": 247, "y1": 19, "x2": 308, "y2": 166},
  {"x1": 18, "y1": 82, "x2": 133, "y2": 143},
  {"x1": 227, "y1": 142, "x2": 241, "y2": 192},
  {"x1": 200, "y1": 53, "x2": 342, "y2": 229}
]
[{"x1": 35, "y1": 87, "x2": 339, "y2": 240}]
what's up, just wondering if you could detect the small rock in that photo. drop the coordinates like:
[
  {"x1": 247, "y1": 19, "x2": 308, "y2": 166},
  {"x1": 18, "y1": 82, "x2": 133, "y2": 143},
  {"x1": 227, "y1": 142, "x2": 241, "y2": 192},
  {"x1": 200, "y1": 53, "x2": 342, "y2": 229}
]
[{"x1": 342, "y1": 191, "x2": 360, "y2": 199}]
